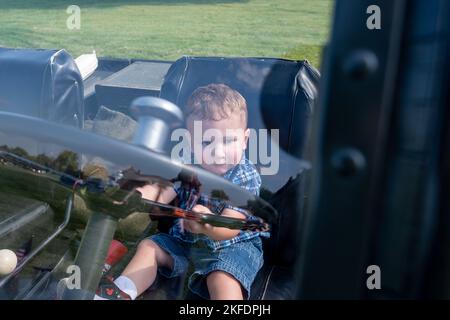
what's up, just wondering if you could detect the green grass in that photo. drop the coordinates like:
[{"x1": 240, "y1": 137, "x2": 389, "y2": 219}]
[{"x1": 0, "y1": 0, "x2": 333, "y2": 68}]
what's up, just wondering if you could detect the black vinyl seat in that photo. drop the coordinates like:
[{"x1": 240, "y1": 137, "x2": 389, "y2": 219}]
[
  {"x1": 0, "y1": 47, "x2": 84, "y2": 128},
  {"x1": 144, "y1": 56, "x2": 320, "y2": 300},
  {"x1": 0, "y1": 48, "x2": 84, "y2": 298}
]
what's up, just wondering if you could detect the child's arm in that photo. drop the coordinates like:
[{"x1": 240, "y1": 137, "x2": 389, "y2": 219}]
[
  {"x1": 183, "y1": 204, "x2": 245, "y2": 241},
  {"x1": 136, "y1": 184, "x2": 177, "y2": 204}
]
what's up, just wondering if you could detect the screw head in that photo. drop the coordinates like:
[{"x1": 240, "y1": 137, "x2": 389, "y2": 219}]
[
  {"x1": 343, "y1": 50, "x2": 379, "y2": 80},
  {"x1": 331, "y1": 148, "x2": 366, "y2": 177}
]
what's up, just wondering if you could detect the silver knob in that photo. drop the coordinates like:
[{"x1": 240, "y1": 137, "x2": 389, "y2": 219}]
[{"x1": 130, "y1": 97, "x2": 183, "y2": 153}]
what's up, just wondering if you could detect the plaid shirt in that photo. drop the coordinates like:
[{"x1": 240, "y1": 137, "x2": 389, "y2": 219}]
[{"x1": 169, "y1": 155, "x2": 270, "y2": 250}]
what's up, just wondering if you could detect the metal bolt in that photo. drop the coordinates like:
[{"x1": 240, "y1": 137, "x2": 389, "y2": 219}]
[
  {"x1": 331, "y1": 148, "x2": 366, "y2": 177},
  {"x1": 343, "y1": 50, "x2": 378, "y2": 80}
]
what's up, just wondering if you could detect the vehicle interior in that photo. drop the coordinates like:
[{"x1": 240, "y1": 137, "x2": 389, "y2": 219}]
[
  {"x1": 1, "y1": 0, "x2": 449, "y2": 300},
  {"x1": 0, "y1": 43, "x2": 320, "y2": 299}
]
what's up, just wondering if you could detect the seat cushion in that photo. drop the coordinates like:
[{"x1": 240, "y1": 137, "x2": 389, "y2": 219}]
[
  {"x1": 160, "y1": 56, "x2": 319, "y2": 196},
  {"x1": 160, "y1": 56, "x2": 319, "y2": 157},
  {"x1": 141, "y1": 264, "x2": 296, "y2": 300}
]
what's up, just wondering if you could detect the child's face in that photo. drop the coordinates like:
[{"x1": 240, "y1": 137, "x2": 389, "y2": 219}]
[{"x1": 187, "y1": 112, "x2": 250, "y2": 175}]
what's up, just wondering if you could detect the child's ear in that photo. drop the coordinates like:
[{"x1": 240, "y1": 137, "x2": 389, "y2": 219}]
[{"x1": 243, "y1": 128, "x2": 251, "y2": 150}]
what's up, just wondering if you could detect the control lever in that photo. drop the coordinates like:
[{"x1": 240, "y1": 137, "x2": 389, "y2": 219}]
[{"x1": 130, "y1": 96, "x2": 183, "y2": 153}]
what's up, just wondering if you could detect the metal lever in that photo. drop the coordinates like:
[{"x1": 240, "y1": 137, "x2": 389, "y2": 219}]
[
  {"x1": 0, "y1": 195, "x2": 73, "y2": 288},
  {"x1": 130, "y1": 97, "x2": 183, "y2": 153}
]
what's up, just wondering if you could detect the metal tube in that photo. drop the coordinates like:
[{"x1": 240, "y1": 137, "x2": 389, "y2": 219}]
[
  {"x1": 132, "y1": 116, "x2": 169, "y2": 152},
  {"x1": 63, "y1": 211, "x2": 117, "y2": 300},
  {"x1": 0, "y1": 195, "x2": 73, "y2": 289}
]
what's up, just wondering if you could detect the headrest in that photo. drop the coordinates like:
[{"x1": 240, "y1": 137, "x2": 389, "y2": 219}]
[{"x1": 0, "y1": 48, "x2": 84, "y2": 128}]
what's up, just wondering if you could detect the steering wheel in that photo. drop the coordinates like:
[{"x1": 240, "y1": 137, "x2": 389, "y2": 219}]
[
  {"x1": 0, "y1": 111, "x2": 277, "y2": 224},
  {"x1": 0, "y1": 110, "x2": 278, "y2": 299}
]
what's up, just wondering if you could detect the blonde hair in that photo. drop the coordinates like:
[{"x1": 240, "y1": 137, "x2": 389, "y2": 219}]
[{"x1": 185, "y1": 83, "x2": 248, "y2": 126}]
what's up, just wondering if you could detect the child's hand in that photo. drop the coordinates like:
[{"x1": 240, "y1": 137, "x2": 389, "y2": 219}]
[
  {"x1": 136, "y1": 184, "x2": 160, "y2": 201},
  {"x1": 136, "y1": 184, "x2": 176, "y2": 203},
  {"x1": 182, "y1": 204, "x2": 213, "y2": 235}
]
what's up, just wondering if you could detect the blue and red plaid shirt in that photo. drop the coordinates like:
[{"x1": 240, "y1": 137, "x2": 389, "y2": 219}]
[{"x1": 169, "y1": 155, "x2": 270, "y2": 250}]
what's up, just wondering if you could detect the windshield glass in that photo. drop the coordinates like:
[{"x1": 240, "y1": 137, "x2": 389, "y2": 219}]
[
  {"x1": 0, "y1": 116, "x2": 278, "y2": 299},
  {"x1": 0, "y1": 0, "x2": 332, "y2": 300}
]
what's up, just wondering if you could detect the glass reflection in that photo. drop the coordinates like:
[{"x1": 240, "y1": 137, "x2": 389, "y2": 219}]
[{"x1": 0, "y1": 114, "x2": 276, "y2": 300}]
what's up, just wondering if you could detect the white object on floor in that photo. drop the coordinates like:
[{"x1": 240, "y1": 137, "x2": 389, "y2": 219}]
[
  {"x1": 75, "y1": 50, "x2": 98, "y2": 80},
  {"x1": 114, "y1": 275, "x2": 138, "y2": 300},
  {"x1": 0, "y1": 249, "x2": 17, "y2": 276}
]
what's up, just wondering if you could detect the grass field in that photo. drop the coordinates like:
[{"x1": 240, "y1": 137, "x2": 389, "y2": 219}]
[{"x1": 0, "y1": 0, "x2": 333, "y2": 68}]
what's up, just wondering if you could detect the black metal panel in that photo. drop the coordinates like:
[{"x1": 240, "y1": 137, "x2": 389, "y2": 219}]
[
  {"x1": 296, "y1": 0, "x2": 408, "y2": 299},
  {"x1": 368, "y1": 0, "x2": 450, "y2": 299},
  {"x1": 418, "y1": 0, "x2": 450, "y2": 299}
]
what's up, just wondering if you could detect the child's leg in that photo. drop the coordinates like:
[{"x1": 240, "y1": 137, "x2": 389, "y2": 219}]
[
  {"x1": 206, "y1": 271, "x2": 244, "y2": 300},
  {"x1": 120, "y1": 239, "x2": 173, "y2": 296},
  {"x1": 189, "y1": 238, "x2": 264, "y2": 300}
]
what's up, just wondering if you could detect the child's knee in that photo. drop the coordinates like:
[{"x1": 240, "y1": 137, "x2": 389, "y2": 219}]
[
  {"x1": 137, "y1": 239, "x2": 158, "y2": 253},
  {"x1": 206, "y1": 271, "x2": 243, "y2": 299},
  {"x1": 207, "y1": 271, "x2": 238, "y2": 287},
  {"x1": 138, "y1": 239, "x2": 173, "y2": 268}
]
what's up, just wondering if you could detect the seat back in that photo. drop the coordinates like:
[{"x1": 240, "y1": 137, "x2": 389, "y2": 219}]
[
  {"x1": 160, "y1": 56, "x2": 320, "y2": 266},
  {"x1": 0, "y1": 47, "x2": 84, "y2": 128}
]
